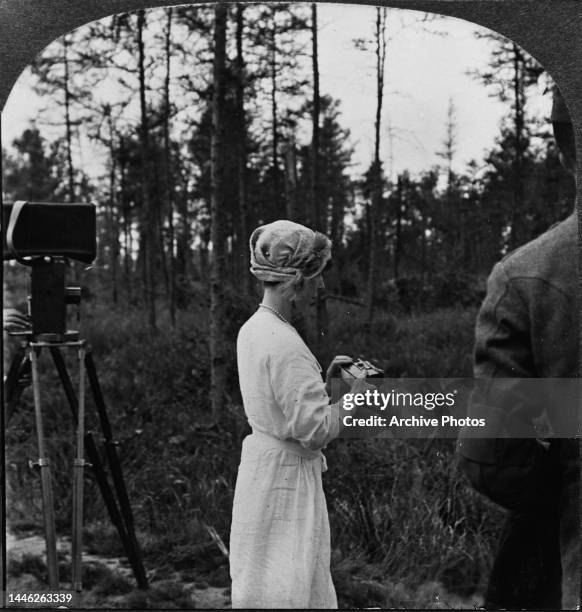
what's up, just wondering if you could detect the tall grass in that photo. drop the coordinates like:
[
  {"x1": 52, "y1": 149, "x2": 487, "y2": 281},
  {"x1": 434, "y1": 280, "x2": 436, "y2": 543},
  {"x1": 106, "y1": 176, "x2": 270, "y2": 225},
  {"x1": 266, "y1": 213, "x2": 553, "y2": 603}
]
[{"x1": 5, "y1": 284, "x2": 502, "y2": 604}]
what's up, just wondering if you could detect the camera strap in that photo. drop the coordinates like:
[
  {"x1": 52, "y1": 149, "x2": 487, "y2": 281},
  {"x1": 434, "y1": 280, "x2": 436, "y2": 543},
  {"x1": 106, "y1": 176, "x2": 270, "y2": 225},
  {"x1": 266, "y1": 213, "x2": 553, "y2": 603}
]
[{"x1": 7, "y1": 200, "x2": 32, "y2": 265}]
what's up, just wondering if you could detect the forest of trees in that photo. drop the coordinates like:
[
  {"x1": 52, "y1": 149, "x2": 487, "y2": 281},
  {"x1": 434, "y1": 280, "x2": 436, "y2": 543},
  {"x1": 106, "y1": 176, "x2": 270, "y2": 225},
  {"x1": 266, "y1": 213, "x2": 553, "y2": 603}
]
[
  {"x1": 2, "y1": 4, "x2": 576, "y2": 416},
  {"x1": 5, "y1": 6, "x2": 580, "y2": 605}
]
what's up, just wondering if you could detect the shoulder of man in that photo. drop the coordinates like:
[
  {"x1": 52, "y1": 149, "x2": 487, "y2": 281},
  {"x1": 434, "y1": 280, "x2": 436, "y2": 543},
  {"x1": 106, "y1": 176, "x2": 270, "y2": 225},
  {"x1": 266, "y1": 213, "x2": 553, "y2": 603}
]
[{"x1": 494, "y1": 213, "x2": 576, "y2": 283}]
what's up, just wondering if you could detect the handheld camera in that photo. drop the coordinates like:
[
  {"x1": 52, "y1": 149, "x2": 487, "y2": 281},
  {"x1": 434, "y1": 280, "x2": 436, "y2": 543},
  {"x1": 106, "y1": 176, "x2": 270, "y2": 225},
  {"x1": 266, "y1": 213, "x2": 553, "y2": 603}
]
[{"x1": 340, "y1": 358, "x2": 384, "y2": 382}]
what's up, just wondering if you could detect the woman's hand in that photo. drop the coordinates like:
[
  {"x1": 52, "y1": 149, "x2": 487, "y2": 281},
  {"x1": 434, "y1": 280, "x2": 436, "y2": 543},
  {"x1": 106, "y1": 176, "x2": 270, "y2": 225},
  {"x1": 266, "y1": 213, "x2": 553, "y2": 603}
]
[{"x1": 325, "y1": 355, "x2": 353, "y2": 396}]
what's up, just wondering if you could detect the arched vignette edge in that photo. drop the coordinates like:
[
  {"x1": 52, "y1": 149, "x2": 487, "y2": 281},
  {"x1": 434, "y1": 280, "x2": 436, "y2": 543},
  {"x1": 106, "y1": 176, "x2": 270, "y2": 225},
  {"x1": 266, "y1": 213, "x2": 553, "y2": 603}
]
[
  {"x1": 0, "y1": 0, "x2": 581, "y2": 605},
  {"x1": 0, "y1": 1, "x2": 579, "y2": 200},
  {"x1": 0, "y1": 1, "x2": 580, "y2": 260}
]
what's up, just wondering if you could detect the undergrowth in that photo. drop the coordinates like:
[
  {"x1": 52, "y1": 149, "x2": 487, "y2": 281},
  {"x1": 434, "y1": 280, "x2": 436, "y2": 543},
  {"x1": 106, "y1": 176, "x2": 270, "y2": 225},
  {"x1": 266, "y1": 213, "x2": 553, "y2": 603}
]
[{"x1": 5, "y1": 281, "x2": 502, "y2": 607}]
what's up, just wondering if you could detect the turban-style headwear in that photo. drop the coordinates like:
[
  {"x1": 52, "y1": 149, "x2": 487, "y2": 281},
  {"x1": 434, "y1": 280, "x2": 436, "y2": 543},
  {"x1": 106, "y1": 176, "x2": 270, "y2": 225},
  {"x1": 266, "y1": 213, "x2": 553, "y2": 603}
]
[{"x1": 249, "y1": 220, "x2": 332, "y2": 289}]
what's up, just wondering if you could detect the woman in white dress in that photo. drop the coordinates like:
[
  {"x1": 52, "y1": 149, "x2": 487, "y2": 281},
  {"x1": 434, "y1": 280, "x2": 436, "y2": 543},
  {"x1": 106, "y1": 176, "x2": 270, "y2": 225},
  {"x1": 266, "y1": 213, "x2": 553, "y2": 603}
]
[{"x1": 230, "y1": 220, "x2": 353, "y2": 609}]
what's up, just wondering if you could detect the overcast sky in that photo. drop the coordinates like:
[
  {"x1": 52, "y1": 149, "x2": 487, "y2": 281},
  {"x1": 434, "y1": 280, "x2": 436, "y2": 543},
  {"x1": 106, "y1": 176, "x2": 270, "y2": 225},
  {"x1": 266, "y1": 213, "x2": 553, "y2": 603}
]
[{"x1": 1, "y1": 4, "x2": 552, "y2": 182}]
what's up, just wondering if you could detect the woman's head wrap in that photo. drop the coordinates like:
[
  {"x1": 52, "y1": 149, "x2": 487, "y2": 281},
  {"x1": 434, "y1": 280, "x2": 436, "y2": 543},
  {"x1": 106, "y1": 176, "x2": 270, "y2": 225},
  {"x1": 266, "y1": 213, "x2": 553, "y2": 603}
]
[{"x1": 249, "y1": 220, "x2": 332, "y2": 290}]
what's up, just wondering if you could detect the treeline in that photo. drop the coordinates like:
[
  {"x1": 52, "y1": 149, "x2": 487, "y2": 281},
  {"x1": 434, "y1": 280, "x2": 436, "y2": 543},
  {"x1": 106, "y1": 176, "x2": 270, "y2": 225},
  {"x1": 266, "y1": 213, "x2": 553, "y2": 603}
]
[{"x1": 2, "y1": 5, "x2": 575, "y2": 414}]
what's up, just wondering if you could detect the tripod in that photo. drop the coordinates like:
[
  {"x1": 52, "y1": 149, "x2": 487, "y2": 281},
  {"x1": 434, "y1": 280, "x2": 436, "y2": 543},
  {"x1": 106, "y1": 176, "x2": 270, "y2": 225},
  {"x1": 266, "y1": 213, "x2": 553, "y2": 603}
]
[{"x1": 4, "y1": 331, "x2": 148, "y2": 592}]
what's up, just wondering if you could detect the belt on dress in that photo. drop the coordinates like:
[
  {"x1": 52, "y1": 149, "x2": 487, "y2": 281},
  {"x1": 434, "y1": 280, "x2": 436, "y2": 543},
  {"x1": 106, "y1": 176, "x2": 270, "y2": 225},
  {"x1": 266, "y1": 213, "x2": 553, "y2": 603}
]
[{"x1": 249, "y1": 429, "x2": 328, "y2": 472}]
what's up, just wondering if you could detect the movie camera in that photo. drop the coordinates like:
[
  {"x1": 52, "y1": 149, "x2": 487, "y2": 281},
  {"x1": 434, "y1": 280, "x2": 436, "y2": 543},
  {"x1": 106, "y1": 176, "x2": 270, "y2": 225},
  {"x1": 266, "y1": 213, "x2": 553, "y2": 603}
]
[
  {"x1": 3, "y1": 200, "x2": 96, "y2": 338},
  {"x1": 3, "y1": 201, "x2": 147, "y2": 593}
]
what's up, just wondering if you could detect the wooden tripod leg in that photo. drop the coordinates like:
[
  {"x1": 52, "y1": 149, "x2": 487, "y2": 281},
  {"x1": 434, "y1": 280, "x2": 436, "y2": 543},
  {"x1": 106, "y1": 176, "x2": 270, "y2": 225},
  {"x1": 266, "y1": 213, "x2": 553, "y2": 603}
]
[
  {"x1": 71, "y1": 344, "x2": 86, "y2": 593},
  {"x1": 29, "y1": 347, "x2": 59, "y2": 589},
  {"x1": 84, "y1": 433, "x2": 132, "y2": 549},
  {"x1": 49, "y1": 347, "x2": 135, "y2": 585},
  {"x1": 84, "y1": 351, "x2": 148, "y2": 590}
]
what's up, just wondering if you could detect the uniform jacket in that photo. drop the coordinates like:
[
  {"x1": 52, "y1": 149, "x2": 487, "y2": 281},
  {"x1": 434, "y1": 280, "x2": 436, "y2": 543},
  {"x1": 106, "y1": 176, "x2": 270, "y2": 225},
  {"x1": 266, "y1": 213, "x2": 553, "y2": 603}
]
[
  {"x1": 457, "y1": 212, "x2": 579, "y2": 606},
  {"x1": 458, "y1": 213, "x2": 578, "y2": 495}
]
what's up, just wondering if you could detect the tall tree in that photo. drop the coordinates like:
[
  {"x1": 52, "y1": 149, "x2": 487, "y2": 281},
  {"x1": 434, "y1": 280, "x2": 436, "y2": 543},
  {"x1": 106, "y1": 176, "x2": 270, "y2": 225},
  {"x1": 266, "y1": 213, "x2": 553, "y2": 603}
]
[
  {"x1": 310, "y1": 2, "x2": 329, "y2": 361},
  {"x1": 269, "y1": 7, "x2": 281, "y2": 203},
  {"x1": 104, "y1": 104, "x2": 120, "y2": 304},
  {"x1": 437, "y1": 97, "x2": 457, "y2": 191},
  {"x1": 436, "y1": 98, "x2": 465, "y2": 265},
  {"x1": 62, "y1": 35, "x2": 75, "y2": 201},
  {"x1": 210, "y1": 4, "x2": 228, "y2": 420},
  {"x1": 250, "y1": 4, "x2": 310, "y2": 223},
  {"x1": 3, "y1": 128, "x2": 61, "y2": 201},
  {"x1": 366, "y1": 7, "x2": 388, "y2": 326},
  {"x1": 235, "y1": 3, "x2": 250, "y2": 295},
  {"x1": 30, "y1": 31, "x2": 95, "y2": 202},
  {"x1": 469, "y1": 33, "x2": 543, "y2": 249},
  {"x1": 311, "y1": 2, "x2": 321, "y2": 231},
  {"x1": 295, "y1": 95, "x2": 355, "y2": 294},
  {"x1": 163, "y1": 7, "x2": 176, "y2": 327},
  {"x1": 137, "y1": 10, "x2": 157, "y2": 329},
  {"x1": 283, "y1": 135, "x2": 299, "y2": 220}
]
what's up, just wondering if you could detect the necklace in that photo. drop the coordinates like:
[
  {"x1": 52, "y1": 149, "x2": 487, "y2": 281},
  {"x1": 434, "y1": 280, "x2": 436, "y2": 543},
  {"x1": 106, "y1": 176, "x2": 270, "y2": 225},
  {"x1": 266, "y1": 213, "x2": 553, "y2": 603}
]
[{"x1": 259, "y1": 303, "x2": 291, "y2": 325}]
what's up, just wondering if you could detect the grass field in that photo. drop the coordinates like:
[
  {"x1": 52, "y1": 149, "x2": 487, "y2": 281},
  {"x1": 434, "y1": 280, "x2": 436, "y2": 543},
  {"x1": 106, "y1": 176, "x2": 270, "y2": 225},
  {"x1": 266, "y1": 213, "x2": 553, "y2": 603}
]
[{"x1": 5, "y1": 271, "x2": 504, "y2": 608}]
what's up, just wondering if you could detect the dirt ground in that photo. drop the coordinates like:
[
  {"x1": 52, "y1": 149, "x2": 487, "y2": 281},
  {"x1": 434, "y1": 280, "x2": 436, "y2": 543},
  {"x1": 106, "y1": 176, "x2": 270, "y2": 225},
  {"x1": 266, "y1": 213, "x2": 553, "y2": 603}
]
[
  {"x1": 7, "y1": 529, "x2": 485, "y2": 609},
  {"x1": 6, "y1": 531, "x2": 231, "y2": 609}
]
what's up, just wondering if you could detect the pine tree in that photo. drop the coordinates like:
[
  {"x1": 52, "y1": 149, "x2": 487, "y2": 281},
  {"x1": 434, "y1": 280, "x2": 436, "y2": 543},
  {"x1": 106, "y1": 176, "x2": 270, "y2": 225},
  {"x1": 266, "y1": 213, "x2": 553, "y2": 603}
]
[
  {"x1": 469, "y1": 33, "x2": 544, "y2": 249},
  {"x1": 366, "y1": 7, "x2": 388, "y2": 326},
  {"x1": 234, "y1": 3, "x2": 250, "y2": 295},
  {"x1": 3, "y1": 128, "x2": 62, "y2": 201},
  {"x1": 209, "y1": 4, "x2": 228, "y2": 421}
]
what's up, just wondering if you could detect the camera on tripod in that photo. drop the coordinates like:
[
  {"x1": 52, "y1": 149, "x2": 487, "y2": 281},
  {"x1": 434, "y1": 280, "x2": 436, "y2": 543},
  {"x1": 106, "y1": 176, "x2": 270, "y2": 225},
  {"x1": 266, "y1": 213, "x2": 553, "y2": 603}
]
[
  {"x1": 3, "y1": 200, "x2": 148, "y2": 592},
  {"x1": 3, "y1": 200, "x2": 96, "y2": 340}
]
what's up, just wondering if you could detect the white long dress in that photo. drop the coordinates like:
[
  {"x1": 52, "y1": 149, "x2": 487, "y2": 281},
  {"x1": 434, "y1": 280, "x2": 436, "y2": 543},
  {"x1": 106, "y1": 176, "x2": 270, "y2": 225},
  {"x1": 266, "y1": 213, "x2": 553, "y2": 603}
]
[{"x1": 230, "y1": 309, "x2": 339, "y2": 609}]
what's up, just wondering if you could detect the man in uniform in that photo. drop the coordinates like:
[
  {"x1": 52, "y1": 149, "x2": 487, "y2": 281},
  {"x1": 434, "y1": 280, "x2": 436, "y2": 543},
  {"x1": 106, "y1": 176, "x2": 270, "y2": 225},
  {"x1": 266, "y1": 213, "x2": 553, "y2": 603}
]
[{"x1": 457, "y1": 87, "x2": 579, "y2": 609}]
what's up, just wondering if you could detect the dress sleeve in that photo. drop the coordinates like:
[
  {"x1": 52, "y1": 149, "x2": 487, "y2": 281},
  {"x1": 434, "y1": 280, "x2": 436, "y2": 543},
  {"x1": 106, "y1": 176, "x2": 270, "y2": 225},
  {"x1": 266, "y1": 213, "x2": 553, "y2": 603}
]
[{"x1": 268, "y1": 339, "x2": 340, "y2": 451}]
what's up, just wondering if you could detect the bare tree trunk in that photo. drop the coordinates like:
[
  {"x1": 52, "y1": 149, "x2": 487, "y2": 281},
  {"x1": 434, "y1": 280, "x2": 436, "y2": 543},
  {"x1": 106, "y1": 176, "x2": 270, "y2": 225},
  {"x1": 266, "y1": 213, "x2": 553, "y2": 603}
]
[
  {"x1": 157, "y1": 186, "x2": 169, "y2": 296},
  {"x1": 137, "y1": 10, "x2": 156, "y2": 329},
  {"x1": 443, "y1": 98, "x2": 457, "y2": 190},
  {"x1": 119, "y1": 136, "x2": 132, "y2": 305},
  {"x1": 420, "y1": 208, "x2": 427, "y2": 286},
  {"x1": 329, "y1": 196, "x2": 341, "y2": 246},
  {"x1": 311, "y1": 3, "x2": 321, "y2": 232},
  {"x1": 176, "y1": 193, "x2": 191, "y2": 287},
  {"x1": 270, "y1": 9, "x2": 280, "y2": 211},
  {"x1": 63, "y1": 34, "x2": 76, "y2": 203},
  {"x1": 309, "y1": 3, "x2": 329, "y2": 362},
  {"x1": 106, "y1": 107, "x2": 119, "y2": 304},
  {"x1": 163, "y1": 8, "x2": 176, "y2": 326},
  {"x1": 366, "y1": 7, "x2": 387, "y2": 327},
  {"x1": 284, "y1": 136, "x2": 298, "y2": 220},
  {"x1": 394, "y1": 175, "x2": 402, "y2": 280},
  {"x1": 510, "y1": 41, "x2": 524, "y2": 250},
  {"x1": 440, "y1": 98, "x2": 459, "y2": 260},
  {"x1": 210, "y1": 4, "x2": 228, "y2": 421},
  {"x1": 235, "y1": 3, "x2": 249, "y2": 295}
]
